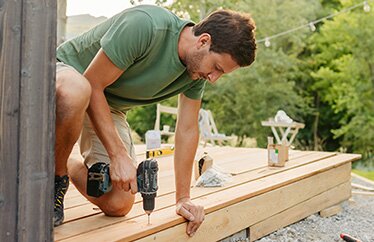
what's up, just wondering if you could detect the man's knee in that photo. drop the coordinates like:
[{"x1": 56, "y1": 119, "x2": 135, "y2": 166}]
[
  {"x1": 56, "y1": 70, "x2": 91, "y2": 119},
  {"x1": 99, "y1": 194, "x2": 135, "y2": 217}
]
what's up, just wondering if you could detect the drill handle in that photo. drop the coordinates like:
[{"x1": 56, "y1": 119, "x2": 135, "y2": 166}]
[{"x1": 137, "y1": 159, "x2": 159, "y2": 194}]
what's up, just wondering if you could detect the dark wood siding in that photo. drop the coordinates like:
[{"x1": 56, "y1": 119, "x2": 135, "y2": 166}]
[{"x1": 0, "y1": 0, "x2": 56, "y2": 241}]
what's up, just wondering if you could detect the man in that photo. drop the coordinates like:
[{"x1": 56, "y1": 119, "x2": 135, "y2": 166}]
[{"x1": 54, "y1": 4, "x2": 256, "y2": 237}]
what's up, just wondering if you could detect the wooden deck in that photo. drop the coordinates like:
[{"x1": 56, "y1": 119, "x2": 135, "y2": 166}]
[{"x1": 54, "y1": 145, "x2": 361, "y2": 241}]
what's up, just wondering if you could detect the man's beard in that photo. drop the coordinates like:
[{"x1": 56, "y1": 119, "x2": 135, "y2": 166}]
[{"x1": 185, "y1": 51, "x2": 204, "y2": 80}]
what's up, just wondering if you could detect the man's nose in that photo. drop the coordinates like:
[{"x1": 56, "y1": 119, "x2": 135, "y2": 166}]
[{"x1": 207, "y1": 72, "x2": 222, "y2": 83}]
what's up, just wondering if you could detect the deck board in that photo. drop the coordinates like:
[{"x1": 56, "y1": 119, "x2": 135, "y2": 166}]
[
  {"x1": 62, "y1": 150, "x2": 321, "y2": 223},
  {"x1": 138, "y1": 166, "x2": 351, "y2": 242},
  {"x1": 249, "y1": 181, "x2": 351, "y2": 241},
  {"x1": 55, "y1": 145, "x2": 361, "y2": 241},
  {"x1": 61, "y1": 150, "x2": 330, "y2": 223}
]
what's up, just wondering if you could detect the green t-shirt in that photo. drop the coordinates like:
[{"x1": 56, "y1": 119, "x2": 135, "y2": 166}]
[{"x1": 57, "y1": 5, "x2": 206, "y2": 112}]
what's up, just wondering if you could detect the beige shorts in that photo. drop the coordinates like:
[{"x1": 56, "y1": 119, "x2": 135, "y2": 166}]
[
  {"x1": 56, "y1": 61, "x2": 137, "y2": 167},
  {"x1": 56, "y1": 61, "x2": 77, "y2": 73},
  {"x1": 79, "y1": 109, "x2": 137, "y2": 168}
]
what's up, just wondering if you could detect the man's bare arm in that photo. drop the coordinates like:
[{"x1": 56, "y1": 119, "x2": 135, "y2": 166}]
[
  {"x1": 174, "y1": 94, "x2": 205, "y2": 236},
  {"x1": 83, "y1": 48, "x2": 137, "y2": 193}
]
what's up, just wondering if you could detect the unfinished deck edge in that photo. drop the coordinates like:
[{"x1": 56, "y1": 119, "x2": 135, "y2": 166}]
[
  {"x1": 60, "y1": 151, "x2": 335, "y2": 226},
  {"x1": 63, "y1": 151, "x2": 337, "y2": 219},
  {"x1": 135, "y1": 162, "x2": 351, "y2": 242},
  {"x1": 56, "y1": 153, "x2": 359, "y2": 241},
  {"x1": 249, "y1": 182, "x2": 351, "y2": 241}
]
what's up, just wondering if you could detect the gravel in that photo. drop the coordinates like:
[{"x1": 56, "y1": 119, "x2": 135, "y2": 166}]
[{"x1": 257, "y1": 177, "x2": 374, "y2": 242}]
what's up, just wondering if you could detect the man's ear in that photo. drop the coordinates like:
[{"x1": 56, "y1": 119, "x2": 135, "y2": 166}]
[{"x1": 197, "y1": 33, "x2": 211, "y2": 49}]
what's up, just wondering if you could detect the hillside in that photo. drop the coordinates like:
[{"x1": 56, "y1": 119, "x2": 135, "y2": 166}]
[{"x1": 66, "y1": 14, "x2": 107, "y2": 40}]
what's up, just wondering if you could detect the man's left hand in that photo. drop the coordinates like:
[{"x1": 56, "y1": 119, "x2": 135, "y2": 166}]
[{"x1": 176, "y1": 197, "x2": 205, "y2": 237}]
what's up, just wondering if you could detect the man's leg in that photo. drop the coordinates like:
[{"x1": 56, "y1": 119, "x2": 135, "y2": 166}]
[
  {"x1": 54, "y1": 63, "x2": 91, "y2": 226},
  {"x1": 68, "y1": 110, "x2": 137, "y2": 216},
  {"x1": 55, "y1": 67, "x2": 91, "y2": 177}
]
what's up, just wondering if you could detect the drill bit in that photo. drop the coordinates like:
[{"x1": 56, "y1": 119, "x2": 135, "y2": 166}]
[{"x1": 146, "y1": 211, "x2": 152, "y2": 225}]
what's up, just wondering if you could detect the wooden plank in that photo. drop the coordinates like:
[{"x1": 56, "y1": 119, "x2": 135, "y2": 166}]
[
  {"x1": 352, "y1": 191, "x2": 374, "y2": 196},
  {"x1": 60, "y1": 151, "x2": 337, "y2": 225},
  {"x1": 319, "y1": 204, "x2": 342, "y2": 217},
  {"x1": 136, "y1": 164, "x2": 351, "y2": 242},
  {"x1": 63, "y1": 148, "x2": 267, "y2": 208},
  {"x1": 65, "y1": 158, "x2": 354, "y2": 241},
  {"x1": 65, "y1": 195, "x2": 91, "y2": 209},
  {"x1": 59, "y1": 150, "x2": 329, "y2": 239},
  {"x1": 17, "y1": 1, "x2": 56, "y2": 241},
  {"x1": 1, "y1": 0, "x2": 56, "y2": 241},
  {"x1": 68, "y1": 144, "x2": 249, "y2": 175},
  {"x1": 250, "y1": 182, "x2": 351, "y2": 241},
  {"x1": 57, "y1": 154, "x2": 358, "y2": 241},
  {"x1": 351, "y1": 183, "x2": 374, "y2": 191},
  {"x1": 61, "y1": 151, "x2": 333, "y2": 224},
  {"x1": 61, "y1": 149, "x2": 264, "y2": 219},
  {"x1": 223, "y1": 151, "x2": 317, "y2": 175},
  {"x1": 0, "y1": 0, "x2": 23, "y2": 240},
  {"x1": 64, "y1": 149, "x2": 304, "y2": 201},
  {"x1": 65, "y1": 187, "x2": 81, "y2": 198}
]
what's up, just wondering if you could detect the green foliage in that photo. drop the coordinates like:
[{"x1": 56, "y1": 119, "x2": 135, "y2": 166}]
[
  {"x1": 352, "y1": 169, "x2": 374, "y2": 180},
  {"x1": 305, "y1": 0, "x2": 374, "y2": 165},
  {"x1": 200, "y1": 0, "x2": 321, "y2": 148},
  {"x1": 156, "y1": 0, "x2": 240, "y2": 21},
  {"x1": 203, "y1": 48, "x2": 309, "y2": 147},
  {"x1": 126, "y1": 0, "x2": 373, "y2": 167},
  {"x1": 128, "y1": 0, "x2": 321, "y2": 149},
  {"x1": 126, "y1": 104, "x2": 156, "y2": 141},
  {"x1": 126, "y1": 96, "x2": 178, "y2": 141}
]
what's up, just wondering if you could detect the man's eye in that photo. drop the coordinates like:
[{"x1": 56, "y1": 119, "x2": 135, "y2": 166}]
[{"x1": 215, "y1": 65, "x2": 224, "y2": 73}]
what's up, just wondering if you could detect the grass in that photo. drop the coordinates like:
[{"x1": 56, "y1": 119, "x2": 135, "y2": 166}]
[{"x1": 352, "y1": 169, "x2": 374, "y2": 181}]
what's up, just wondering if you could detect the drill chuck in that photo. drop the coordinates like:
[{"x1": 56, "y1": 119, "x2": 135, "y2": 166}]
[{"x1": 141, "y1": 192, "x2": 157, "y2": 212}]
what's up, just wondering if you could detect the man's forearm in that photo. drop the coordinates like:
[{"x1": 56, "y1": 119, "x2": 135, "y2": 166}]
[
  {"x1": 174, "y1": 124, "x2": 199, "y2": 201},
  {"x1": 86, "y1": 89, "x2": 129, "y2": 160}
]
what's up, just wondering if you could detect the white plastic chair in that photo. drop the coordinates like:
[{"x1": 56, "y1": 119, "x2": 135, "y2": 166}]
[
  {"x1": 154, "y1": 103, "x2": 178, "y2": 137},
  {"x1": 198, "y1": 109, "x2": 233, "y2": 147}
]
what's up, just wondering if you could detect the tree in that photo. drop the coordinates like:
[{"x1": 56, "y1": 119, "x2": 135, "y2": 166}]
[
  {"x1": 304, "y1": 0, "x2": 374, "y2": 166},
  {"x1": 128, "y1": 0, "x2": 322, "y2": 148},
  {"x1": 127, "y1": 0, "x2": 373, "y2": 168},
  {"x1": 184, "y1": 0, "x2": 321, "y2": 147}
]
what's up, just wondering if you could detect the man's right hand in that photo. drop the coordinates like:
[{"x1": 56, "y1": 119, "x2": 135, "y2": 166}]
[{"x1": 110, "y1": 155, "x2": 138, "y2": 194}]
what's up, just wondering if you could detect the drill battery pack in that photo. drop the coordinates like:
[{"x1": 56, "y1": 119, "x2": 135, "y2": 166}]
[
  {"x1": 137, "y1": 159, "x2": 159, "y2": 212},
  {"x1": 87, "y1": 162, "x2": 112, "y2": 197}
]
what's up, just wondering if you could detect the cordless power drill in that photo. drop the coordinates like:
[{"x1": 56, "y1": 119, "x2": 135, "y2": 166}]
[{"x1": 86, "y1": 159, "x2": 159, "y2": 222}]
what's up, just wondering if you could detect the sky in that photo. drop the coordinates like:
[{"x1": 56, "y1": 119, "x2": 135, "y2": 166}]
[{"x1": 66, "y1": 0, "x2": 157, "y2": 17}]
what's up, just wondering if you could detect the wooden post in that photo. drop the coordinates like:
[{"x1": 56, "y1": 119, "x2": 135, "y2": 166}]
[{"x1": 0, "y1": 0, "x2": 56, "y2": 241}]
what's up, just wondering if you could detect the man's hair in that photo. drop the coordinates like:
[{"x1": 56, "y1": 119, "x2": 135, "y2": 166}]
[{"x1": 193, "y1": 10, "x2": 256, "y2": 67}]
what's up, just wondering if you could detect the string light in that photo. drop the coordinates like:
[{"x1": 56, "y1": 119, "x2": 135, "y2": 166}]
[
  {"x1": 309, "y1": 22, "x2": 316, "y2": 32},
  {"x1": 264, "y1": 37, "x2": 271, "y2": 47},
  {"x1": 364, "y1": 1, "x2": 371, "y2": 12},
  {"x1": 257, "y1": 0, "x2": 373, "y2": 47}
]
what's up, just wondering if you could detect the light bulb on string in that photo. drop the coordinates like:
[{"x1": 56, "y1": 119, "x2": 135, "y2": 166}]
[
  {"x1": 256, "y1": 2, "x2": 369, "y2": 49},
  {"x1": 309, "y1": 22, "x2": 316, "y2": 32},
  {"x1": 364, "y1": 1, "x2": 370, "y2": 12},
  {"x1": 264, "y1": 37, "x2": 271, "y2": 47}
]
